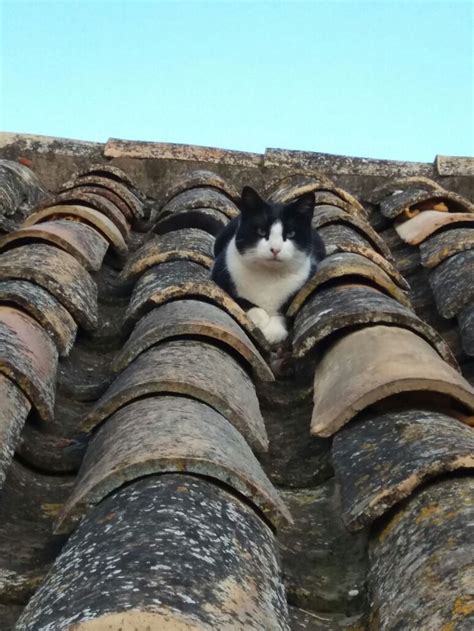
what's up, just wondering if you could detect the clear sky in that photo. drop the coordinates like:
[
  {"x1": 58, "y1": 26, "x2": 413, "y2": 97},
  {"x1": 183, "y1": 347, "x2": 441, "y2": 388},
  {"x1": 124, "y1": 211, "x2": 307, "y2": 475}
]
[{"x1": 1, "y1": 0, "x2": 472, "y2": 162}]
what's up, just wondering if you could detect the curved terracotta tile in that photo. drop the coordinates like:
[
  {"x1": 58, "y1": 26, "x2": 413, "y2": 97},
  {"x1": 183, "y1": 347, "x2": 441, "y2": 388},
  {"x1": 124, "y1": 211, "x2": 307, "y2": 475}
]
[
  {"x1": 114, "y1": 300, "x2": 273, "y2": 381},
  {"x1": 0, "y1": 306, "x2": 58, "y2": 422},
  {"x1": 19, "y1": 476, "x2": 289, "y2": 630},
  {"x1": 369, "y1": 477, "x2": 473, "y2": 630},
  {"x1": 162, "y1": 169, "x2": 240, "y2": 206},
  {"x1": 0, "y1": 373, "x2": 31, "y2": 487},
  {"x1": 429, "y1": 249, "x2": 474, "y2": 318},
  {"x1": 333, "y1": 409, "x2": 474, "y2": 530},
  {"x1": 420, "y1": 227, "x2": 474, "y2": 268},
  {"x1": 23, "y1": 205, "x2": 128, "y2": 256},
  {"x1": 59, "y1": 396, "x2": 289, "y2": 532},
  {"x1": 153, "y1": 206, "x2": 229, "y2": 236},
  {"x1": 0, "y1": 244, "x2": 98, "y2": 330},
  {"x1": 125, "y1": 259, "x2": 268, "y2": 348},
  {"x1": 288, "y1": 252, "x2": 411, "y2": 316},
  {"x1": 0, "y1": 219, "x2": 108, "y2": 271},
  {"x1": 381, "y1": 188, "x2": 474, "y2": 219},
  {"x1": 83, "y1": 339, "x2": 268, "y2": 453},
  {"x1": 157, "y1": 187, "x2": 240, "y2": 221},
  {"x1": 292, "y1": 284, "x2": 457, "y2": 368},
  {"x1": 311, "y1": 325, "x2": 474, "y2": 437},
  {"x1": 312, "y1": 205, "x2": 395, "y2": 261},
  {"x1": 120, "y1": 229, "x2": 215, "y2": 284},
  {"x1": 0, "y1": 279, "x2": 77, "y2": 356}
]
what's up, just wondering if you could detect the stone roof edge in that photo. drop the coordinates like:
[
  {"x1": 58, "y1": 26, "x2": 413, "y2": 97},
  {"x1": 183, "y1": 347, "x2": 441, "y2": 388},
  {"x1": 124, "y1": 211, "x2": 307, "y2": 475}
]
[{"x1": 1, "y1": 131, "x2": 472, "y2": 177}]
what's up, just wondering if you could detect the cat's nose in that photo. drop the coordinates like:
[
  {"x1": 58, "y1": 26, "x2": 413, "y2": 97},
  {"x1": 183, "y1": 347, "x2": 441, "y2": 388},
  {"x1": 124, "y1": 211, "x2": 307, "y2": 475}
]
[{"x1": 270, "y1": 247, "x2": 281, "y2": 256}]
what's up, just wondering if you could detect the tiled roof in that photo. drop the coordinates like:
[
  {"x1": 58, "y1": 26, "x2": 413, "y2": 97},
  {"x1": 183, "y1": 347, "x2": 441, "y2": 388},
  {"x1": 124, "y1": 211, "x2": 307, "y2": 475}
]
[{"x1": 0, "y1": 133, "x2": 473, "y2": 630}]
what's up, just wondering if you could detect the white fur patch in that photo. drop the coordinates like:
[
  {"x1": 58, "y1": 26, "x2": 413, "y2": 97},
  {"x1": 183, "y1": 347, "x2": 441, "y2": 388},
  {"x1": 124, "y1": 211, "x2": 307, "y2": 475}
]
[
  {"x1": 262, "y1": 314, "x2": 288, "y2": 344},
  {"x1": 226, "y1": 233, "x2": 311, "y2": 314}
]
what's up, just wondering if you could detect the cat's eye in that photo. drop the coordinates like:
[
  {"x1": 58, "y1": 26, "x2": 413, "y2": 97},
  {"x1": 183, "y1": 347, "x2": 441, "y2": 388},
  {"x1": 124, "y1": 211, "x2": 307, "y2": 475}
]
[
  {"x1": 286, "y1": 230, "x2": 296, "y2": 239},
  {"x1": 257, "y1": 228, "x2": 267, "y2": 237}
]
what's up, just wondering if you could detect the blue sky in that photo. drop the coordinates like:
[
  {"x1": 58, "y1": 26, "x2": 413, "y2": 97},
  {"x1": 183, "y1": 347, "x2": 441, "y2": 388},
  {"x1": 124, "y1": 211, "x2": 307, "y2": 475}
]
[{"x1": 1, "y1": 1, "x2": 472, "y2": 161}]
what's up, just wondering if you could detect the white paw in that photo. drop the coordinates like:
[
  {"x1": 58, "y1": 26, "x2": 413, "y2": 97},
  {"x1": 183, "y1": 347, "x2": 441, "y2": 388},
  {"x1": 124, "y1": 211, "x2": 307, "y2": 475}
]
[
  {"x1": 247, "y1": 307, "x2": 271, "y2": 329},
  {"x1": 262, "y1": 315, "x2": 288, "y2": 345}
]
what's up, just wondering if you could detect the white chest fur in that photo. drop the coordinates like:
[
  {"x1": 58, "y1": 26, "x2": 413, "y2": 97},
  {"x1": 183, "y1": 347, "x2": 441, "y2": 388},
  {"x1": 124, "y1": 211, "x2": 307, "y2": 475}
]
[{"x1": 226, "y1": 238, "x2": 311, "y2": 314}]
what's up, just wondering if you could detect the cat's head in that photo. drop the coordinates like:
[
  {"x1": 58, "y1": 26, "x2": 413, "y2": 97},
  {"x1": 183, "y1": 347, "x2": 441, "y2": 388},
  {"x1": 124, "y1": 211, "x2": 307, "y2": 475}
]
[{"x1": 235, "y1": 186, "x2": 315, "y2": 267}]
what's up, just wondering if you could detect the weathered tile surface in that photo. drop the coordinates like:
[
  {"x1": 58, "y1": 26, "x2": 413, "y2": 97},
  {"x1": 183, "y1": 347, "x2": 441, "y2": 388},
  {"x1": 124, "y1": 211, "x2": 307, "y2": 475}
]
[
  {"x1": 395, "y1": 210, "x2": 474, "y2": 244},
  {"x1": 84, "y1": 339, "x2": 268, "y2": 452},
  {"x1": 114, "y1": 299, "x2": 273, "y2": 381},
  {"x1": 0, "y1": 373, "x2": 31, "y2": 488},
  {"x1": 292, "y1": 284, "x2": 456, "y2": 366},
  {"x1": 120, "y1": 228, "x2": 215, "y2": 283},
  {"x1": 58, "y1": 395, "x2": 290, "y2": 532},
  {"x1": 18, "y1": 475, "x2": 290, "y2": 630},
  {"x1": 158, "y1": 186, "x2": 239, "y2": 220},
  {"x1": 24, "y1": 204, "x2": 128, "y2": 256},
  {"x1": 0, "y1": 219, "x2": 109, "y2": 271},
  {"x1": 419, "y1": 226, "x2": 474, "y2": 268},
  {"x1": 125, "y1": 259, "x2": 268, "y2": 347},
  {"x1": 0, "y1": 306, "x2": 58, "y2": 422},
  {"x1": 0, "y1": 243, "x2": 98, "y2": 330},
  {"x1": 381, "y1": 188, "x2": 473, "y2": 218},
  {"x1": 162, "y1": 169, "x2": 240, "y2": 204},
  {"x1": 312, "y1": 206, "x2": 392, "y2": 259},
  {"x1": 369, "y1": 476, "x2": 474, "y2": 631},
  {"x1": 288, "y1": 252, "x2": 411, "y2": 316},
  {"x1": 153, "y1": 205, "x2": 230, "y2": 236},
  {"x1": 311, "y1": 325, "x2": 474, "y2": 437},
  {"x1": 42, "y1": 190, "x2": 130, "y2": 238},
  {"x1": 333, "y1": 409, "x2": 474, "y2": 530},
  {"x1": 429, "y1": 249, "x2": 474, "y2": 318},
  {"x1": 0, "y1": 279, "x2": 78, "y2": 355},
  {"x1": 458, "y1": 303, "x2": 474, "y2": 357}
]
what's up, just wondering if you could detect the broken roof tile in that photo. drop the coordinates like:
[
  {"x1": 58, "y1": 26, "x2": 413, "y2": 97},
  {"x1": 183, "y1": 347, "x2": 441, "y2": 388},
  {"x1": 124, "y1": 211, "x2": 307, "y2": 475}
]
[
  {"x1": 394, "y1": 209, "x2": 474, "y2": 245},
  {"x1": 0, "y1": 243, "x2": 98, "y2": 330},
  {"x1": 114, "y1": 299, "x2": 274, "y2": 382},
  {"x1": 83, "y1": 339, "x2": 268, "y2": 453},
  {"x1": 0, "y1": 279, "x2": 78, "y2": 356},
  {"x1": 57, "y1": 395, "x2": 290, "y2": 533},
  {"x1": 311, "y1": 325, "x2": 474, "y2": 437},
  {"x1": 333, "y1": 408, "x2": 474, "y2": 530},
  {"x1": 18, "y1": 475, "x2": 289, "y2": 630}
]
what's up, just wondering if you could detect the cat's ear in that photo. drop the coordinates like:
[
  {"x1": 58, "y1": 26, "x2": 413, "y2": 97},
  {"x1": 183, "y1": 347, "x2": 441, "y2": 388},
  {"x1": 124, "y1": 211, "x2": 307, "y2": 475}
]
[
  {"x1": 292, "y1": 192, "x2": 315, "y2": 218},
  {"x1": 241, "y1": 186, "x2": 264, "y2": 215}
]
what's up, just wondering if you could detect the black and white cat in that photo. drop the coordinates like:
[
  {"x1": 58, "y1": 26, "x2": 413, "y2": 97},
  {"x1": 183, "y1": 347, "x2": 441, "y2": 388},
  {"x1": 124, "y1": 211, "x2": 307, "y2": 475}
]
[{"x1": 211, "y1": 186, "x2": 325, "y2": 344}]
